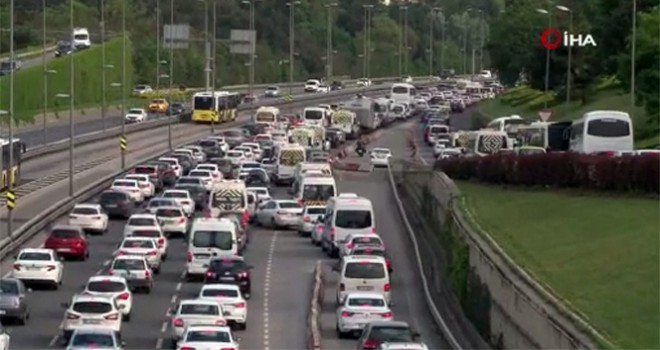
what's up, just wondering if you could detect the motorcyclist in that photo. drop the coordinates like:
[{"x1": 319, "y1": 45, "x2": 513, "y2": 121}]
[{"x1": 356, "y1": 136, "x2": 367, "y2": 156}]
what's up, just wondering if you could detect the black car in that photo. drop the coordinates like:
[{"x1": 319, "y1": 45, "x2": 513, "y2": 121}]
[
  {"x1": 174, "y1": 184, "x2": 208, "y2": 210},
  {"x1": 330, "y1": 81, "x2": 344, "y2": 90},
  {"x1": 204, "y1": 256, "x2": 254, "y2": 298},
  {"x1": 356, "y1": 321, "x2": 420, "y2": 348},
  {"x1": 207, "y1": 158, "x2": 234, "y2": 179},
  {"x1": 198, "y1": 139, "x2": 224, "y2": 158},
  {"x1": 349, "y1": 245, "x2": 393, "y2": 273},
  {"x1": 168, "y1": 153, "x2": 194, "y2": 175},
  {"x1": 325, "y1": 128, "x2": 346, "y2": 148},
  {"x1": 55, "y1": 42, "x2": 75, "y2": 57},
  {"x1": 146, "y1": 161, "x2": 177, "y2": 187},
  {"x1": 99, "y1": 190, "x2": 135, "y2": 219}
]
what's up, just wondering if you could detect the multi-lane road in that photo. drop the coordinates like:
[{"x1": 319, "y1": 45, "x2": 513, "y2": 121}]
[{"x1": 1, "y1": 111, "x2": 471, "y2": 350}]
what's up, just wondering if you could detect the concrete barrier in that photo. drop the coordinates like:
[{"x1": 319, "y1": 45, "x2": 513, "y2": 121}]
[{"x1": 307, "y1": 260, "x2": 324, "y2": 350}]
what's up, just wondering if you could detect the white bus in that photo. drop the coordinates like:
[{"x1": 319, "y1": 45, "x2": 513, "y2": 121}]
[
  {"x1": 486, "y1": 115, "x2": 528, "y2": 146},
  {"x1": 569, "y1": 111, "x2": 633, "y2": 154},
  {"x1": 517, "y1": 121, "x2": 572, "y2": 151},
  {"x1": 253, "y1": 106, "x2": 280, "y2": 127},
  {"x1": 390, "y1": 83, "x2": 416, "y2": 104},
  {"x1": 465, "y1": 130, "x2": 511, "y2": 156}
]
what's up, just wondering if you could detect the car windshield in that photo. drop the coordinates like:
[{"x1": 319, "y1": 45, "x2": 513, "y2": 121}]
[
  {"x1": 164, "y1": 191, "x2": 188, "y2": 198},
  {"x1": 180, "y1": 303, "x2": 220, "y2": 315},
  {"x1": 132, "y1": 230, "x2": 161, "y2": 238},
  {"x1": 302, "y1": 184, "x2": 335, "y2": 201},
  {"x1": 73, "y1": 34, "x2": 88, "y2": 40},
  {"x1": 369, "y1": 326, "x2": 414, "y2": 343},
  {"x1": 87, "y1": 281, "x2": 125, "y2": 293},
  {"x1": 149, "y1": 200, "x2": 175, "y2": 207},
  {"x1": 72, "y1": 301, "x2": 112, "y2": 314},
  {"x1": 305, "y1": 110, "x2": 323, "y2": 120},
  {"x1": 352, "y1": 248, "x2": 386, "y2": 258},
  {"x1": 122, "y1": 240, "x2": 155, "y2": 249},
  {"x1": 344, "y1": 262, "x2": 386, "y2": 279},
  {"x1": 72, "y1": 207, "x2": 99, "y2": 215},
  {"x1": 177, "y1": 178, "x2": 200, "y2": 185},
  {"x1": 71, "y1": 333, "x2": 115, "y2": 347},
  {"x1": 335, "y1": 210, "x2": 372, "y2": 229},
  {"x1": 0, "y1": 280, "x2": 19, "y2": 294},
  {"x1": 100, "y1": 192, "x2": 127, "y2": 202},
  {"x1": 134, "y1": 167, "x2": 156, "y2": 175},
  {"x1": 50, "y1": 229, "x2": 80, "y2": 239},
  {"x1": 185, "y1": 330, "x2": 231, "y2": 343},
  {"x1": 112, "y1": 259, "x2": 145, "y2": 270},
  {"x1": 201, "y1": 288, "x2": 240, "y2": 298},
  {"x1": 305, "y1": 207, "x2": 326, "y2": 215},
  {"x1": 199, "y1": 140, "x2": 217, "y2": 148},
  {"x1": 192, "y1": 231, "x2": 233, "y2": 250},
  {"x1": 113, "y1": 181, "x2": 136, "y2": 187},
  {"x1": 128, "y1": 218, "x2": 155, "y2": 226},
  {"x1": 128, "y1": 109, "x2": 143, "y2": 114},
  {"x1": 279, "y1": 201, "x2": 301, "y2": 209},
  {"x1": 156, "y1": 208, "x2": 183, "y2": 217},
  {"x1": 228, "y1": 151, "x2": 242, "y2": 158},
  {"x1": 209, "y1": 259, "x2": 246, "y2": 271},
  {"x1": 352, "y1": 236, "x2": 382, "y2": 245},
  {"x1": 18, "y1": 252, "x2": 51, "y2": 261},
  {"x1": 347, "y1": 297, "x2": 386, "y2": 307}
]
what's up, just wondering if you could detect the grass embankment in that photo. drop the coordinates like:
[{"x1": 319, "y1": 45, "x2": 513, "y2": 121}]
[
  {"x1": 457, "y1": 180, "x2": 660, "y2": 349},
  {"x1": 476, "y1": 80, "x2": 659, "y2": 148},
  {"x1": 0, "y1": 35, "x2": 134, "y2": 123}
]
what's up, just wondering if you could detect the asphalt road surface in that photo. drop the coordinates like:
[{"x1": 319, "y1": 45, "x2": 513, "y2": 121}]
[{"x1": 16, "y1": 86, "x2": 311, "y2": 149}]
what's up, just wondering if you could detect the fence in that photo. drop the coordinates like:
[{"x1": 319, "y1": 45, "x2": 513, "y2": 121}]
[{"x1": 389, "y1": 159, "x2": 602, "y2": 350}]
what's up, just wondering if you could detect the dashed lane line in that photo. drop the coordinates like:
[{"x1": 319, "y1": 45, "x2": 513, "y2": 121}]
[
  {"x1": 156, "y1": 272, "x2": 185, "y2": 350},
  {"x1": 263, "y1": 231, "x2": 278, "y2": 350}
]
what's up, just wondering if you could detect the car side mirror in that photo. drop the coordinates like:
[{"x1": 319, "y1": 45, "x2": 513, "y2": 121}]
[
  {"x1": 59, "y1": 256, "x2": 65, "y2": 262},
  {"x1": 318, "y1": 215, "x2": 325, "y2": 222},
  {"x1": 27, "y1": 288, "x2": 32, "y2": 293},
  {"x1": 61, "y1": 302, "x2": 70, "y2": 309},
  {"x1": 412, "y1": 332, "x2": 421, "y2": 340},
  {"x1": 121, "y1": 341, "x2": 127, "y2": 348}
]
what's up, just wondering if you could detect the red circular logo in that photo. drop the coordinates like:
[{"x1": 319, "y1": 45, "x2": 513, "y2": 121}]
[{"x1": 540, "y1": 28, "x2": 562, "y2": 50}]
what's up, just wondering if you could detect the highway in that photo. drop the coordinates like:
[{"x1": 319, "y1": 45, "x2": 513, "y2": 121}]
[
  {"x1": 1, "y1": 119, "x2": 458, "y2": 350},
  {"x1": 16, "y1": 86, "x2": 311, "y2": 149}
]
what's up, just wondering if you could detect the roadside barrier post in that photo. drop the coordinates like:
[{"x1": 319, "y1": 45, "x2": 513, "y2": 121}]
[{"x1": 119, "y1": 135, "x2": 127, "y2": 169}]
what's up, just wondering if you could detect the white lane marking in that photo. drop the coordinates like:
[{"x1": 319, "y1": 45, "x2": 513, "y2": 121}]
[
  {"x1": 103, "y1": 259, "x2": 110, "y2": 267},
  {"x1": 155, "y1": 337, "x2": 163, "y2": 350},
  {"x1": 165, "y1": 308, "x2": 171, "y2": 317},
  {"x1": 170, "y1": 294, "x2": 177, "y2": 304},
  {"x1": 49, "y1": 335, "x2": 59, "y2": 347},
  {"x1": 175, "y1": 282, "x2": 182, "y2": 292},
  {"x1": 263, "y1": 232, "x2": 277, "y2": 349},
  {"x1": 160, "y1": 321, "x2": 168, "y2": 333},
  {"x1": 179, "y1": 270, "x2": 185, "y2": 279},
  {"x1": 95, "y1": 268, "x2": 103, "y2": 275}
]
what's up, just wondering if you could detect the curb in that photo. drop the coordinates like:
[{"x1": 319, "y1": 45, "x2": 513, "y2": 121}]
[{"x1": 307, "y1": 260, "x2": 324, "y2": 350}]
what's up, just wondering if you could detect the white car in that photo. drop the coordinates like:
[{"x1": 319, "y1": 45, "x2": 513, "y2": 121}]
[
  {"x1": 183, "y1": 145, "x2": 207, "y2": 162},
  {"x1": 378, "y1": 342, "x2": 429, "y2": 350},
  {"x1": 170, "y1": 299, "x2": 228, "y2": 345},
  {"x1": 61, "y1": 294, "x2": 122, "y2": 341},
  {"x1": 336, "y1": 292, "x2": 393, "y2": 337},
  {"x1": 197, "y1": 284, "x2": 247, "y2": 330},
  {"x1": 225, "y1": 150, "x2": 246, "y2": 165},
  {"x1": 370, "y1": 148, "x2": 392, "y2": 167},
  {"x1": 255, "y1": 200, "x2": 303, "y2": 228},
  {"x1": 176, "y1": 325, "x2": 239, "y2": 350},
  {"x1": 240, "y1": 142, "x2": 262, "y2": 160},
  {"x1": 162, "y1": 189, "x2": 196, "y2": 216},
  {"x1": 129, "y1": 227, "x2": 168, "y2": 259},
  {"x1": 195, "y1": 164, "x2": 223, "y2": 182},
  {"x1": 401, "y1": 75, "x2": 413, "y2": 83},
  {"x1": 12, "y1": 248, "x2": 63, "y2": 288},
  {"x1": 188, "y1": 169, "x2": 215, "y2": 192},
  {"x1": 159, "y1": 157, "x2": 183, "y2": 177},
  {"x1": 234, "y1": 146, "x2": 254, "y2": 161},
  {"x1": 124, "y1": 174, "x2": 155, "y2": 198},
  {"x1": 317, "y1": 84, "x2": 330, "y2": 93},
  {"x1": 340, "y1": 233, "x2": 384, "y2": 257},
  {"x1": 436, "y1": 147, "x2": 462, "y2": 160},
  {"x1": 123, "y1": 213, "x2": 160, "y2": 237},
  {"x1": 132, "y1": 84, "x2": 153, "y2": 95},
  {"x1": 124, "y1": 108, "x2": 147, "y2": 123},
  {"x1": 304, "y1": 79, "x2": 321, "y2": 92},
  {"x1": 115, "y1": 237, "x2": 162, "y2": 273},
  {"x1": 68, "y1": 203, "x2": 108, "y2": 234},
  {"x1": 66, "y1": 329, "x2": 125, "y2": 350},
  {"x1": 357, "y1": 78, "x2": 372, "y2": 87},
  {"x1": 297, "y1": 205, "x2": 326, "y2": 236},
  {"x1": 155, "y1": 206, "x2": 189, "y2": 238},
  {"x1": 108, "y1": 255, "x2": 153, "y2": 293},
  {"x1": 0, "y1": 324, "x2": 9, "y2": 350},
  {"x1": 82, "y1": 275, "x2": 133, "y2": 321},
  {"x1": 146, "y1": 197, "x2": 180, "y2": 215},
  {"x1": 247, "y1": 187, "x2": 271, "y2": 203},
  {"x1": 206, "y1": 136, "x2": 229, "y2": 153},
  {"x1": 110, "y1": 179, "x2": 144, "y2": 202}
]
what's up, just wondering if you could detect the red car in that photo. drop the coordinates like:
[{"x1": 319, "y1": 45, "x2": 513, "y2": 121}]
[{"x1": 43, "y1": 225, "x2": 89, "y2": 261}]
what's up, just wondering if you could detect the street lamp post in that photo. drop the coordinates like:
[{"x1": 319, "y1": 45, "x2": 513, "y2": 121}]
[
  {"x1": 101, "y1": 0, "x2": 109, "y2": 132},
  {"x1": 169, "y1": 0, "x2": 174, "y2": 149},
  {"x1": 429, "y1": 7, "x2": 441, "y2": 77},
  {"x1": 242, "y1": 0, "x2": 259, "y2": 95},
  {"x1": 630, "y1": 0, "x2": 636, "y2": 118},
  {"x1": 41, "y1": 0, "x2": 49, "y2": 145},
  {"x1": 556, "y1": 5, "x2": 572, "y2": 104},
  {"x1": 7, "y1": 0, "x2": 15, "y2": 237},
  {"x1": 536, "y1": 8, "x2": 552, "y2": 108},
  {"x1": 325, "y1": 3, "x2": 338, "y2": 83},
  {"x1": 197, "y1": 0, "x2": 210, "y2": 91},
  {"x1": 403, "y1": 6, "x2": 408, "y2": 75},
  {"x1": 286, "y1": 1, "x2": 301, "y2": 104},
  {"x1": 156, "y1": 0, "x2": 161, "y2": 98},
  {"x1": 440, "y1": 10, "x2": 445, "y2": 75},
  {"x1": 398, "y1": 6, "x2": 407, "y2": 77},
  {"x1": 362, "y1": 5, "x2": 374, "y2": 79},
  {"x1": 42, "y1": 69, "x2": 57, "y2": 144}
]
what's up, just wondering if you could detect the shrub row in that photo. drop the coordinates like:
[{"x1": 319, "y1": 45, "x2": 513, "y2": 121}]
[
  {"x1": 0, "y1": 36, "x2": 134, "y2": 122},
  {"x1": 435, "y1": 153, "x2": 660, "y2": 194}
]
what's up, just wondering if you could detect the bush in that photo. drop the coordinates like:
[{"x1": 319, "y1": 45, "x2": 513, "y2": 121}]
[
  {"x1": 435, "y1": 153, "x2": 660, "y2": 194},
  {"x1": 0, "y1": 35, "x2": 134, "y2": 123}
]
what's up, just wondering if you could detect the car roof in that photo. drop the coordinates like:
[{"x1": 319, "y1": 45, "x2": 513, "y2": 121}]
[
  {"x1": 345, "y1": 292, "x2": 388, "y2": 300},
  {"x1": 113, "y1": 255, "x2": 148, "y2": 261},
  {"x1": 164, "y1": 189, "x2": 190, "y2": 194},
  {"x1": 51, "y1": 224, "x2": 84, "y2": 231},
  {"x1": 19, "y1": 248, "x2": 53, "y2": 254},
  {"x1": 344, "y1": 255, "x2": 387, "y2": 263},
  {"x1": 368, "y1": 320, "x2": 410, "y2": 328},
  {"x1": 184, "y1": 324, "x2": 232, "y2": 333},
  {"x1": 209, "y1": 255, "x2": 244, "y2": 263},
  {"x1": 155, "y1": 206, "x2": 184, "y2": 212},
  {"x1": 88, "y1": 275, "x2": 127, "y2": 284},
  {"x1": 73, "y1": 203, "x2": 101, "y2": 210},
  {"x1": 71, "y1": 294, "x2": 115, "y2": 303},
  {"x1": 71, "y1": 328, "x2": 119, "y2": 336},
  {"x1": 201, "y1": 283, "x2": 241, "y2": 291},
  {"x1": 129, "y1": 213, "x2": 157, "y2": 219},
  {"x1": 113, "y1": 179, "x2": 137, "y2": 184},
  {"x1": 123, "y1": 236, "x2": 155, "y2": 242}
]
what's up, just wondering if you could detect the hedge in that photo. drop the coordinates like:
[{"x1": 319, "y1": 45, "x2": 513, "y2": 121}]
[
  {"x1": 435, "y1": 153, "x2": 660, "y2": 194},
  {"x1": 0, "y1": 35, "x2": 134, "y2": 122}
]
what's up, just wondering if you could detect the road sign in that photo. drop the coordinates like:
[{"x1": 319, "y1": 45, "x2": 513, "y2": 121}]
[
  {"x1": 119, "y1": 136, "x2": 127, "y2": 151},
  {"x1": 163, "y1": 24, "x2": 190, "y2": 49},
  {"x1": 230, "y1": 29, "x2": 256, "y2": 55},
  {"x1": 284, "y1": 94, "x2": 293, "y2": 103},
  {"x1": 538, "y1": 109, "x2": 552, "y2": 122},
  {"x1": 6, "y1": 191, "x2": 15, "y2": 210}
]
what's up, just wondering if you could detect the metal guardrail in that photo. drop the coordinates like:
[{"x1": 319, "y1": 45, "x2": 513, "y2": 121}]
[{"x1": 22, "y1": 81, "x2": 420, "y2": 162}]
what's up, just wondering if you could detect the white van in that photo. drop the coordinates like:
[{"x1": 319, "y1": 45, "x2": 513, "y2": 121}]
[
  {"x1": 275, "y1": 144, "x2": 306, "y2": 185},
  {"x1": 322, "y1": 193, "x2": 375, "y2": 258},
  {"x1": 293, "y1": 162, "x2": 332, "y2": 188},
  {"x1": 294, "y1": 172, "x2": 336, "y2": 207},
  {"x1": 186, "y1": 218, "x2": 239, "y2": 280},
  {"x1": 335, "y1": 255, "x2": 390, "y2": 304},
  {"x1": 72, "y1": 28, "x2": 92, "y2": 49}
]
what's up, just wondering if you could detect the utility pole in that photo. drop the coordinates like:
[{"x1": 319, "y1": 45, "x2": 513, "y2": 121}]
[
  {"x1": 286, "y1": 1, "x2": 300, "y2": 112},
  {"x1": 7, "y1": 0, "x2": 15, "y2": 237},
  {"x1": 365, "y1": 5, "x2": 373, "y2": 79},
  {"x1": 101, "y1": 0, "x2": 107, "y2": 132},
  {"x1": 120, "y1": 0, "x2": 126, "y2": 169},
  {"x1": 440, "y1": 10, "x2": 445, "y2": 75},
  {"x1": 325, "y1": 3, "x2": 337, "y2": 83},
  {"x1": 398, "y1": 6, "x2": 406, "y2": 77},
  {"x1": 41, "y1": 0, "x2": 48, "y2": 144},
  {"x1": 403, "y1": 6, "x2": 408, "y2": 75},
  {"x1": 211, "y1": 0, "x2": 217, "y2": 134},
  {"x1": 429, "y1": 8, "x2": 441, "y2": 77},
  {"x1": 156, "y1": 0, "x2": 161, "y2": 97},
  {"x1": 68, "y1": 0, "x2": 75, "y2": 197},
  {"x1": 168, "y1": 0, "x2": 174, "y2": 149},
  {"x1": 630, "y1": 0, "x2": 636, "y2": 118},
  {"x1": 362, "y1": 7, "x2": 367, "y2": 78}
]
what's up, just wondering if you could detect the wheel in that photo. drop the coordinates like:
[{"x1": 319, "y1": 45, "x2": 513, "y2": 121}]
[
  {"x1": 185, "y1": 273, "x2": 195, "y2": 282},
  {"x1": 154, "y1": 266, "x2": 161, "y2": 275},
  {"x1": 170, "y1": 338, "x2": 178, "y2": 349},
  {"x1": 52, "y1": 280, "x2": 60, "y2": 290},
  {"x1": 270, "y1": 218, "x2": 277, "y2": 229},
  {"x1": 162, "y1": 253, "x2": 168, "y2": 261},
  {"x1": 123, "y1": 313, "x2": 131, "y2": 322},
  {"x1": 336, "y1": 324, "x2": 345, "y2": 338},
  {"x1": 145, "y1": 285, "x2": 152, "y2": 294},
  {"x1": 15, "y1": 313, "x2": 26, "y2": 326},
  {"x1": 235, "y1": 322, "x2": 247, "y2": 331}
]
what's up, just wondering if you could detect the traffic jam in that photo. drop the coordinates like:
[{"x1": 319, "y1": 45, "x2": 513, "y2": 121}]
[{"x1": 0, "y1": 80, "x2": 472, "y2": 350}]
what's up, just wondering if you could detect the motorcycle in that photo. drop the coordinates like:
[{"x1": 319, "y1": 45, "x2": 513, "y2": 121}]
[{"x1": 356, "y1": 146, "x2": 366, "y2": 157}]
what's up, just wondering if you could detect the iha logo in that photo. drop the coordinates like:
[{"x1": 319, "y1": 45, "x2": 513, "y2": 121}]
[{"x1": 540, "y1": 28, "x2": 597, "y2": 50}]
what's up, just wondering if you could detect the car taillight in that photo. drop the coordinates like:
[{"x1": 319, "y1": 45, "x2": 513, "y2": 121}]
[
  {"x1": 46, "y1": 265, "x2": 56, "y2": 271},
  {"x1": 303, "y1": 216, "x2": 310, "y2": 222},
  {"x1": 131, "y1": 189, "x2": 139, "y2": 193},
  {"x1": 147, "y1": 250, "x2": 158, "y2": 256},
  {"x1": 298, "y1": 199, "x2": 304, "y2": 206},
  {"x1": 116, "y1": 250, "x2": 126, "y2": 255},
  {"x1": 371, "y1": 227, "x2": 376, "y2": 233},
  {"x1": 386, "y1": 260, "x2": 391, "y2": 268},
  {"x1": 173, "y1": 318, "x2": 184, "y2": 327},
  {"x1": 205, "y1": 271, "x2": 214, "y2": 279},
  {"x1": 381, "y1": 311, "x2": 393, "y2": 318},
  {"x1": 339, "y1": 283, "x2": 345, "y2": 291},
  {"x1": 145, "y1": 270, "x2": 152, "y2": 279},
  {"x1": 215, "y1": 319, "x2": 226, "y2": 326},
  {"x1": 157, "y1": 238, "x2": 165, "y2": 246},
  {"x1": 238, "y1": 271, "x2": 248, "y2": 279},
  {"x1": 346, "y1": 243, "x2": 354, "y2": 249},
  {"x1": 104, "y1": 313, "x2": 119, "y2": 320},
  {"x1": 93, "y1": 216, "x2": 103, "y2": 220},
  {"x1": 107, "y1": 270, "x2": 113, "y2": 275},
  {"x1": 276, "y1": 210, "x2": 288, "y2": 215},
  {"x1": 13, "y1": 264, "x2": 21, "y2": 270},
  {"x1": 187, "y1": 252, "x2": 193, "y2": 262},
  {"x1": 177, "y1": 217, "x2": 186, "y2": 224},
  {"x1": 341, "y1": 311, "x2": 353, "y2": 317},
  {"x1": 203, "y1": 209, "x2": 212, "y2": 218},
  {"x1": 362, "y1": 340, "x2": 378, "y2": 349},
  {"x1": 241, "y1": 210, "x2": 249, "y2": 226},
  {"x1": 316, "y1": 226, "x2": 323, "y2": 233},
  {"x1": 179, "y1": 347, "x2": 196, "y2": 350},
  {"x1": 384, "y1": 283, "x2": 390, "y2": 292},
  {"x1": 234, "y1": 302, "x2": 246, "y2": 308},
  {"x1": 220, "y1": 348, "x2": 235, "y2": 350},
  {"x1": 117, "y1": 292, "x2": 129, "y2": 300},
  {"x1": 66, "y1": 312, "x2": 80, "y2": 320},
  {"x1": 181, "y1": 200, "x2": 191, "y2": 205}
]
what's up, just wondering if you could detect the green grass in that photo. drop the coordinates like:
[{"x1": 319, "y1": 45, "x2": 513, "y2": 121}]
[
  {"x1": 457, "y1": 180, "x2": 660, "y2": 349},
  {"x1": 0, "y1": 36, "x2": 134, "y2": 122},
  {"x1": 0, "y1": 44, "x2": 55, "y2": 59},
  {"x1": 477, "y1": 84, "x2": 658, "y2": 148}
]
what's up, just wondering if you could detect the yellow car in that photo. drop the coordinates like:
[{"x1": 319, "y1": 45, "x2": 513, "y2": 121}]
[{"x1": 148, "y1": 98, "x2": 169, "y2": 113}]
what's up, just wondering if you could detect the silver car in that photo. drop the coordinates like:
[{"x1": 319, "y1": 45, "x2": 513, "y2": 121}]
[
  {"x1": 0, "y1": 278, "x2": 30, "y2": 325},
  {"x1": 66, "y1": 328, "x2": 125, "y2": 350},
  {"x1": 255, "y1": 200, "x2": 303, "y2": 228},
  {"x1": 145, "y1": 197, "x2": 179, "y2": 215}
]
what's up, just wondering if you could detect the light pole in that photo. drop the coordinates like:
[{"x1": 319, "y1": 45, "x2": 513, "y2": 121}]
[
  {"x1": 100, "y1": 0, "x2": 109, "y2": 132},
  {"x1": 156, "y1": 0, "x2": 162, "y2": 97},
  {"x1": 463, "y1": 9, "x2": 473, "y2": 75},
  {"x1": 440, "y1": 9, "x2": 445, "y2": 75},
  {"x1": 536, "y1": 8, "x2": 552, "y2": 108},
  {"x1": 556, "y1": 5, "x2": 572, "y2": 104},
  {"x1": 67, "y1": 0, "x2": 75, "y2": 197},
  {"x1": 630, "y1": 0, "x2": 636, "y2": 118},
  {"x1": 212, "y1": 0, "x2": 217, "y2": 93},
  {"x1": 286, "y1": 1, "x2": 301, "y2": 100},
  {"x1": 42, "y1": 69, "x2": 57, "y2": 144},
  {"x1": 362, "y1": 4, "x2": 374, "y2": 79},
  {"x1": 429, "y1": 7, "x2": 441, "y2": 77},
  {"x1": 242, "y1": 0, "x2": 260, "y2": 95},
  {"x1": 56, "y1": 93, "x2": 74, "y2": 197},
  {"x1": 403, "y1": 6, "x2": 409, "y2": 75},
  {"x1": 398, "y1": 6, "x2": 407, "y2": 77},
  {"x1": 471, "y1": 10, "x2": 482, "y2": 75},
  {"x1": 41, "y1": 0, "x2": 49, "y2": 145},
  {"x1": 325, "y1": 3, "x2": 338, "y2": 83},
  {"x1": 197, "y1": 0, "x2": 210, "y2": 91},
  {"x1": 7, "y1": 0, "x2": 15, "y2": 237},
  {"x1": 168, "y1": 0, "x2": 174, "y2": 149}
]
